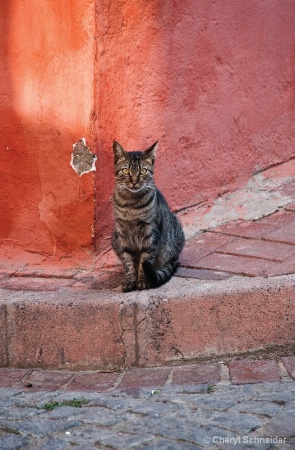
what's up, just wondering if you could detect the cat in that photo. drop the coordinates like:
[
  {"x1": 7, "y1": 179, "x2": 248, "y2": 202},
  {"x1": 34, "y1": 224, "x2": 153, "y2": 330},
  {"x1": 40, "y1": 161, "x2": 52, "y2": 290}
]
[{"x1": 112, "y1": 140, "x2": 184, "y2": 292}]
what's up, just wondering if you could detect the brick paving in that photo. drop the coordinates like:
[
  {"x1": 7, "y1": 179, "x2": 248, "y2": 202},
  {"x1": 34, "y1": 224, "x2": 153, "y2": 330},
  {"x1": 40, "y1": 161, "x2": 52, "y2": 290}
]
[
  {"x1": 0, "y1": 178, "x2": 295, "y2": 287},
  {"x1": 180, "y1": 208, "x2": 295, "y2": 279},
  {"x1": 1, "y1": 357, "x2": 295, "y2": 392},
  {"x1": 0, "y1": 357, "x2": 295, "y2": 449},
  {"x1": 1, "y1": 208, "x2": 295, "y2": 287},
  {"x1": 229, "y1": 360, "x2": 281, "y2": 385}
]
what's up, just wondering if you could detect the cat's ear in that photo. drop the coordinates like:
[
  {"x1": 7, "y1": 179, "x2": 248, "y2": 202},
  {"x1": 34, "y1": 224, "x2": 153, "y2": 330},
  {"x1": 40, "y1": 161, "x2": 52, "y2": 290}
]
[
  {"x1": 143, "y1": 141, "x2": 158, "y2": 161},
  {"x1": 113, "y1": 141, "x2": 125, "y2": 163}
]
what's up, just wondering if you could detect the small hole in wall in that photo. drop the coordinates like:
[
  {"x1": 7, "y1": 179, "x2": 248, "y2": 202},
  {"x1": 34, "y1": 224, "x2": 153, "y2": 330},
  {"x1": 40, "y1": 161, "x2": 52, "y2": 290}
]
[{"x1": 71, "y1": 138, "x2": 97, "y2": 176}]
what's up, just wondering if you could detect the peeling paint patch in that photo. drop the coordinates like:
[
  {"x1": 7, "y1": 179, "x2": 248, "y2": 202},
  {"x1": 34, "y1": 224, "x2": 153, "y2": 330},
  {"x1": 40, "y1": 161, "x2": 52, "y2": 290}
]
[{"x1": 71, "y1": 138, "x2": 97, "y2": 176}]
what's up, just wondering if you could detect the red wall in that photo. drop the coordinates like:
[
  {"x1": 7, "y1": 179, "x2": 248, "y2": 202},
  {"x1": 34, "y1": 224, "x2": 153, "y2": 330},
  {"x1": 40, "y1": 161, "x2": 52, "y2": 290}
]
[
  {"x1": 95, "y1": 0, "x2": 295, "y2": 250},
  {"x1": 0, "y1": 0, "x2": 96, "y2": 256},
  {"x1": 1, "y1": 1, "x2": 295, "y2": 258}
]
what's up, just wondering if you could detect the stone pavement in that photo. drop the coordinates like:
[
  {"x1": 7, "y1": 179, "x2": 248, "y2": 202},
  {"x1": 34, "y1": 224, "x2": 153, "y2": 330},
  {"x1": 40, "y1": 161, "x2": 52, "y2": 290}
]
[{"x1": 1, "y1": 357, "x2": 295, "y2": 449}]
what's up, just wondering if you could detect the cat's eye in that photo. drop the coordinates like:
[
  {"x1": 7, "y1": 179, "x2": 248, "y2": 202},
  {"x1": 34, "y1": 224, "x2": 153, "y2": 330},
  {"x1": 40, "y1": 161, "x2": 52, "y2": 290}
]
[
  {"x1": 122, "y1": 168, "x2": 129, "y2": 175},
  {"x1": 140, "y1": 168, "x2": 147, "y2": 175}
]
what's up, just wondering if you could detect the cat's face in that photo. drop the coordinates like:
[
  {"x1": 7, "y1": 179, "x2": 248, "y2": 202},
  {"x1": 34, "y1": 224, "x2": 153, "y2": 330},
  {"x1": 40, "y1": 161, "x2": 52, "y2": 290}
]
[{"x1": 113, "y1": 141, "x2": 157, "y2": 192}]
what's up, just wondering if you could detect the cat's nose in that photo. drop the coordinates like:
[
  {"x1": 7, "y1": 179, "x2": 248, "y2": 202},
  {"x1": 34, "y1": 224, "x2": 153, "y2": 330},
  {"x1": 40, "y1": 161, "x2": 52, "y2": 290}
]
[{"x1": 130, "y1": 176, "x2": 139, "y2": 186}]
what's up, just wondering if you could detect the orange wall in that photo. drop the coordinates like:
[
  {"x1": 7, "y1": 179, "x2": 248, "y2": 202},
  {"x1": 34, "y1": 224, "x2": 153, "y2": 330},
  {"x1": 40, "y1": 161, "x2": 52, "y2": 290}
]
[
  {"x1": 1, "y1": 1, "x2": 295, "y2": 257},
  {"x1": 95, "y1": 0, "x2": 295, "y2": 250},
  {"x1": 0, "y1": 0, "x2": 96, "y2": 256}
]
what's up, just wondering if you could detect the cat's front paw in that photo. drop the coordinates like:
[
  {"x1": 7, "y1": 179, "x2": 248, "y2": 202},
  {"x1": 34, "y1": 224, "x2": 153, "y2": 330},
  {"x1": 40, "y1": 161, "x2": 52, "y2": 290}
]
[
  {"x1": 137, "y1": 279, "x2": 152, "y2": 291},
  {"x1": 122, "y1": 280, "x2": 137, "y2": 292}
]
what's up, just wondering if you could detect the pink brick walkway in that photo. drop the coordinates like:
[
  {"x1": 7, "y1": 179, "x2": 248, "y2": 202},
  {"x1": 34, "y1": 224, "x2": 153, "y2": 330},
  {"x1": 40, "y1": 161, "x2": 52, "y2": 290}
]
[
  {"x1": 0, "y1": 357, "x2": 294, "y2": 392},
  {"x1": 179, "y1": 204, "x2": 295, "y2": 280},
  {"x1": 0, "y1": 207, "x2": 294, "y2": 291},
  {"x1": 0, "y1": 178, "x2": 294, "y2": 289}
]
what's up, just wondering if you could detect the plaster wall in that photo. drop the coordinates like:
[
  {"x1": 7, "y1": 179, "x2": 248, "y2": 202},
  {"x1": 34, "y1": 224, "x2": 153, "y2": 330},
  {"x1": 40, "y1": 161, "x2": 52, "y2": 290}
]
[
  {"x1": 1, "y1": 0, "x2": 294, "y2": 257},
  {"x1": 95, "y1": 0, "x2": 295, "y2": 250},
  {"x1": 0, "y1": 0, "x2": 96, "y2": 256}
]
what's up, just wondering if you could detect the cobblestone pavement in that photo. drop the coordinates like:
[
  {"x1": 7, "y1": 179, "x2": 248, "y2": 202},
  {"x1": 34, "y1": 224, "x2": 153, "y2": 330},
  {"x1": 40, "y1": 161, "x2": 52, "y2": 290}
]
[{"x1": 1, "y1": 359, "x2": 295, "y2": 450}]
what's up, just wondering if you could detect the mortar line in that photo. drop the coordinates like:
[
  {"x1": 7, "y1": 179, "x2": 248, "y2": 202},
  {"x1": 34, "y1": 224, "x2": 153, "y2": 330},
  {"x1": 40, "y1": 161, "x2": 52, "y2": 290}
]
[
  {"x1": 60, "y1": 373, "x2": 77, "y2": 390},
  {"x1": 214, "y1": 249, "x2": 283, "y2": 263},
  {"x1": 2, "y1": 304, "x2": 8, "y2": 367},
  {"x1": 217, "y1": 362, "x2": 231, "y2": 385},
  {"x1": 277, "y1": 359, "x2": 293, "y2": 382},
  {"x1": 108, "y1": 370, "x2": 126, "y2": 391},
  {"x1": 181, "y1": 263, "x2": 254, "y2": 277},
  {"x1": 254, "y1": 155, "x2": 295, "y2": 175},
  {"x1": 164, "y1": 368, "x2": 175, "y2": 386}
]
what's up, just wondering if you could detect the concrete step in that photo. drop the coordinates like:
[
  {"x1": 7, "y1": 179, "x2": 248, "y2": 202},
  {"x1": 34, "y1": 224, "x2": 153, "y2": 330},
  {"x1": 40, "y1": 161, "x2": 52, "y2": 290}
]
[{"x1": 0, "y1": 273, "x2": 294, "y2": 371}]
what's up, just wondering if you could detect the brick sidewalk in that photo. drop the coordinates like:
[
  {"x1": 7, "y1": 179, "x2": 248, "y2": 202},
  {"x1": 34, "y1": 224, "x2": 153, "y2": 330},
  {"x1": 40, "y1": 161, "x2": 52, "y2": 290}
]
[
  {"x1": 0, "y1": 205, "x2": 295, "y2": 291},
  {"x1": 1, "y1": 206, "x2": 295, "y2": 291},
  {"x1": 180, "y1": 207, "x2": 295, "y2": 280},
  {"x1": 0, "y1": 166, "x2": 295, "y2": 289},
  {"x1": 1, "y1": 357, "x2": 295, "y2": 393}
]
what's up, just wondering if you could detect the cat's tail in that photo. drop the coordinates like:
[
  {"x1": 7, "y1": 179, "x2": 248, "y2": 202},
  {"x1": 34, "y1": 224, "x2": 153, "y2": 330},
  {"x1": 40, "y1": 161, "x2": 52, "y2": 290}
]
[{"x1": 143, "y1": 260, "x2": 178, "y2": 288}]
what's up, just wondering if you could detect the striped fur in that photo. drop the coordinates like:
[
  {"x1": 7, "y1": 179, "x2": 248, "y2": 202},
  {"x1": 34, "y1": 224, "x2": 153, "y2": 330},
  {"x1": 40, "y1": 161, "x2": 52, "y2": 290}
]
[{"x1": 112, "y1": 141, "x2": 184, "y2": 292}]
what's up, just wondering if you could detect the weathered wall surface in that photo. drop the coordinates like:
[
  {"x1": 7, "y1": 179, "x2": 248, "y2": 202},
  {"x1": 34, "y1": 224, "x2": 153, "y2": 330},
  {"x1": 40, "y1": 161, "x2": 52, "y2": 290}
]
[
  {"x1": 0, "y1": 0, "x2": 96, "y2": 256},
  {"x1": 95, "y1": 0, "x2": 295, "y2": 250},
  {"x1": 1, "y1": 0, "x2": 294, "y2": 257}
]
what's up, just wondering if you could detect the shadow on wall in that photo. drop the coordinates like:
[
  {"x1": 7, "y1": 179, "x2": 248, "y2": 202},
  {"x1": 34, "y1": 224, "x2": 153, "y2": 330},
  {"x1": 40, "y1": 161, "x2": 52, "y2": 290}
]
[{"x1": 0, "y1": 0, "x2": 96, "y2": 256}]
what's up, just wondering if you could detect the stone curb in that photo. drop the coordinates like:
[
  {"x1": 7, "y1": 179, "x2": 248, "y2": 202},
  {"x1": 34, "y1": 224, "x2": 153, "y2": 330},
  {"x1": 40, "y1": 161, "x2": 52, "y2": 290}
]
[{"x1": 0, "y1": 274, "x2": 294, "y2": 370}]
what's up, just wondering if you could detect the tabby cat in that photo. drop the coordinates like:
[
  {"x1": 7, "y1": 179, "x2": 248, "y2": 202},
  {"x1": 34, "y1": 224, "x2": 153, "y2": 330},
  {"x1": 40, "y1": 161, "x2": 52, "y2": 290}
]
[{"x1": 112, "y1": 141, "x2": 184, "y2": 292}]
